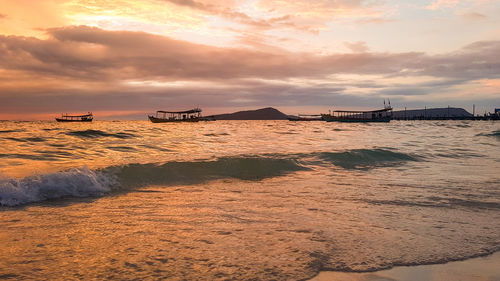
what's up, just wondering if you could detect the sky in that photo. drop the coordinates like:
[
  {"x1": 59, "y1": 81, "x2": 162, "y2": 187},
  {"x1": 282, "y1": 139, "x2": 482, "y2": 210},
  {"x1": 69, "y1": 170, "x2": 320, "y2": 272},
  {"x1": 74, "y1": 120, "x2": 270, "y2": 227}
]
[{"x1": 0, "y1": 0, "x2": 499, "y2": 119}]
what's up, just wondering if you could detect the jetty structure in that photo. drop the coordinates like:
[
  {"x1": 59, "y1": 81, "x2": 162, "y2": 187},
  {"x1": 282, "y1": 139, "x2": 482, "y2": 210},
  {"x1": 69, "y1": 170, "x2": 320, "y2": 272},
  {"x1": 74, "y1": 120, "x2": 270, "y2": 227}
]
[
  {"x1": 55, "y1": 112, "x2": 93, "y2": 122},
  {"x1": 148, "y1": 108, "x2": 202, "y2": 123},
  {"x1": 321, "y1": 102, "x2": 393, "y2": 123}
]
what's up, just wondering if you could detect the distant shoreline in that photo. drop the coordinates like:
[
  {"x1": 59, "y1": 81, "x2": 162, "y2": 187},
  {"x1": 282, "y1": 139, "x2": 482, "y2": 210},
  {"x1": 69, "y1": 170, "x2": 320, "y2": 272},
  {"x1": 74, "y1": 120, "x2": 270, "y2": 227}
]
[{"x1": 2, "y1": 106, "x2": 499, "y2": 121}]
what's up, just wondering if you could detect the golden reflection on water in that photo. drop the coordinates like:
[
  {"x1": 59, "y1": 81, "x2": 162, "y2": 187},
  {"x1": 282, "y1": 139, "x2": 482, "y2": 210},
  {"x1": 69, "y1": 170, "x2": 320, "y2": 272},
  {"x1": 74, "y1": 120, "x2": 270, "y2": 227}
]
[{"x1": 2, "y1": 175, "x2": 337, "y2": 280}]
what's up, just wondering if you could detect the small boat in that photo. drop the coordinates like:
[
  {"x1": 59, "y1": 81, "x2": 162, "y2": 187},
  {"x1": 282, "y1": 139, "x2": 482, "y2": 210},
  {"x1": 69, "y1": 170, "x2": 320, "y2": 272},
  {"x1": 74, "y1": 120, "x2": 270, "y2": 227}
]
[
  {"x1": 288, "y1": 114, "x2": 324, "y2": 121},
  {"x1": 322, "y1": 104, "x2": 393, "y2": 123},
  {"x1": 56, "y1": 112, "x2": 93, "y2": 122},
  {"x1": 148, "y1": 108, "x2": 202, "y2": 123}
]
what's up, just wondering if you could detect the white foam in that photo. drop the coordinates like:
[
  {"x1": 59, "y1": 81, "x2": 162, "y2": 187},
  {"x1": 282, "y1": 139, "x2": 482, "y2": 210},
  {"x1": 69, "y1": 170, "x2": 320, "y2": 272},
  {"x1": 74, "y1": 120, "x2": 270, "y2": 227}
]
[{"x1": 0, "y1": 167, "x2": 116, "y2": 206}]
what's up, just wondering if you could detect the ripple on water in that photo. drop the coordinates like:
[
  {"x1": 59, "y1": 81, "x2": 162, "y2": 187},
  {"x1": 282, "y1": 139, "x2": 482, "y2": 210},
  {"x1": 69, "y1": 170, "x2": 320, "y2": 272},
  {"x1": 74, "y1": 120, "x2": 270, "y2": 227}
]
[{"x1": 66, "y1": 129, "x2": 136, "y2": 139}]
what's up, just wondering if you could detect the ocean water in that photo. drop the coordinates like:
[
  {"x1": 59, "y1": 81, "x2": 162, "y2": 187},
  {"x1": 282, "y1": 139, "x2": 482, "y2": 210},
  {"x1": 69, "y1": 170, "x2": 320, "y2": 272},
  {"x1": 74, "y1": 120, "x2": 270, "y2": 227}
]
[{"x1": 0, "y1": 120, "x2": 499, "y2": 280}]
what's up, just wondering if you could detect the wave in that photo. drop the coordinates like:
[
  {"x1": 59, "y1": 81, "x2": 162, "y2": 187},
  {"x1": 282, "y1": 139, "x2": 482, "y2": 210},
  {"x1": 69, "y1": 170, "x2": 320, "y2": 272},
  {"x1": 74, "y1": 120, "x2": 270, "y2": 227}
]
[
  {"x1": 0, "y1": 167, "x2": 115, "y2": 206},
  {"x1": 203, "y1": 132, "x2": 230, "y2": 137},
  {"x1": 363, "y1": 197, "x2": 500, "y2": 210},
  {"x1": 107, "y1": 146, "x2": 137, "y2": 152},
  {"x1": 3, "y1": 137, "x2": 46, "y2": 143},
  {"x1": 138, "y1": 144, "x2": 171, "y2": 152},
  {"x1": 113, "y1": 157, "x2": 307, "y2": 187},
  {"x1": 0, "y1": 156, "x2": 307, "y2": 206},
  {"x1": 0, "y1": 152, "x2": 63, "y2": 161},
  {"x1": 317, "y1": 149, "x2": 419, "y2": 169},
  {"x1": 66, "y1": 129, "x2": 136, "y2": 139},
  {"x1": 0, "y1": 149, "x2": 421, "y2": 206},
  {"x1": 477, "y1": 130, "x2": 500, "y2": 139},
  {"x1": 0, "y1": 129, "x2": 24, "y2": 133}
]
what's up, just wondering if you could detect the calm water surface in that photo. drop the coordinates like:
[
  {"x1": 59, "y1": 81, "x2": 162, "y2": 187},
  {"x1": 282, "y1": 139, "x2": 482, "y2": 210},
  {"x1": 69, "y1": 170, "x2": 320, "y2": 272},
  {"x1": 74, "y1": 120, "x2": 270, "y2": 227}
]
[{"x1": 0, "y1": 120, "x2": 499, "y2": 280}]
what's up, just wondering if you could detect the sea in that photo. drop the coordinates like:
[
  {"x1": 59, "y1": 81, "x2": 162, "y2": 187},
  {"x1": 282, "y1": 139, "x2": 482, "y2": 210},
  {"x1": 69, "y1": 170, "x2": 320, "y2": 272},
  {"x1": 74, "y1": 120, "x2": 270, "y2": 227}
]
[{"x1": 0, "y1": 120, "x2": 499, "y2": 280}]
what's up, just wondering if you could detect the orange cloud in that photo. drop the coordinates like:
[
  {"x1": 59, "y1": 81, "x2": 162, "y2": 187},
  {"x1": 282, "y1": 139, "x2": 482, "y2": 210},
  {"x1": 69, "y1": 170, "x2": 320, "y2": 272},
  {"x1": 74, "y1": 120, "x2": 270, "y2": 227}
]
[{"x1": 1, "y1": 26, "x2": 499, "y2": 87}]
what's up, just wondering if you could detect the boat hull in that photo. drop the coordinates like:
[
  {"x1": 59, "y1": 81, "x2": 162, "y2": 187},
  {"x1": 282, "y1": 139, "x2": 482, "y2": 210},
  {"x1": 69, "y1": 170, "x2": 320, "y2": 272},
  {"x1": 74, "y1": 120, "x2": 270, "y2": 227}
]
[
  {"x1": 148, "y1": 116, "x2": 200, "y2": 123},
  {"x1": 287, "y1": 117, "x2": 324, "y2": 121},
  {"x1": 322, "y1": 116, "x2": 391, "y2": 123},
  {"x1": 55, "y1": 118, "x2": 93, "y2": 122}
]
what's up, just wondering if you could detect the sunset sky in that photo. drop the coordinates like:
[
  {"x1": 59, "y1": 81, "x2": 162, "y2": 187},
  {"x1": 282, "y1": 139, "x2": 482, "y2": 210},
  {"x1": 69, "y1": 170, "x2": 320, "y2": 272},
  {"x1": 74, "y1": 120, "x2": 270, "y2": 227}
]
[{"x1": 1, "y1": 0, "x2": 499, "y2": 119}]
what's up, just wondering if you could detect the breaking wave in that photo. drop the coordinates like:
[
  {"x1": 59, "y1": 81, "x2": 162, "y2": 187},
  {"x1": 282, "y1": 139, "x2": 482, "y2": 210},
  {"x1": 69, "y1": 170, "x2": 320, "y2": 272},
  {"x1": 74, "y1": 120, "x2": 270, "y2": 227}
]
[
  {"x1": 0, "y1": 167, "x2": 115, "y2": 206},
  {"x1": 0, "y1": 148, "x2": 425, "y2": 206},
  {"x1": 66, "y1": 129, "x2": 136, "y2": 139},
  {"x1": 317, "y1": 149, "x2": 419, "y2": 169},
  {"x1": 0, "y1": 157, "x2": 307, "y2": 206}
]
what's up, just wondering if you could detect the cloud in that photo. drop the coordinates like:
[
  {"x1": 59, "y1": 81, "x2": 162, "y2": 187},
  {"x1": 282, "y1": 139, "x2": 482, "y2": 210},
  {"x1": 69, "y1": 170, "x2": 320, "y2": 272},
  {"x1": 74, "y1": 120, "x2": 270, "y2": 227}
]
[
  {"x1": 0, "y1": 26, "x2": 406, "y2": 81},
  {"x1": 344, "y1": 41, "x2": 369, "y2": 53},
  {"x1": 355, "y1": 18, "x2": 396, "y2": 24},
  {"x1": 426, "y1": 0, "x2": 460, "y2": 10},
  {"x1": 0, "y1": 0, "x2": 68, "y2": 37},
  {"x1": 159, "y1": 0, "x2": 387, "y2": 34},
  {"x1": 2, "y1": 26, "x2": 499, "y2": 83},
  {"x1": 1, "y1": 26, "x2": 499, "y2": 118},
  {"x1": 461, "y1": 11, "x2": 487, "y2": 20},
  {"x1": 419, "y1": 41, "x2": 500, "y2": 79},
  {"x1": 162, "y1": 0, "x2": 217, "y2": 11},
  {"x1": 161, "y1": 0, "x2": 325, "y2": 33}
]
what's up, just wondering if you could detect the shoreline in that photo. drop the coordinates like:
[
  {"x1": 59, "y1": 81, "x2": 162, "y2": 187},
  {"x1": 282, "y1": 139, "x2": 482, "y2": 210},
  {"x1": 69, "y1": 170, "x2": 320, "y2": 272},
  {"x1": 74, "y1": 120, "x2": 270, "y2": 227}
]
[{"x1": 308, "y1": 251, "x2": 500, "y2": 281}]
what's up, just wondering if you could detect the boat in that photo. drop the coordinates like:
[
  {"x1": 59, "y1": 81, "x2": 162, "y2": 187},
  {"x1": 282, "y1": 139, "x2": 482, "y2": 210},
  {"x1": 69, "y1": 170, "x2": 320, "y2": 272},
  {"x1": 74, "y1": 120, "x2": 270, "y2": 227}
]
[
  {"x1": 287, "y1": 114, "x2": 324, "y2": 121},
  {"x1": 321, "y1": 104, "x2": 393, "y2": 123},
  {"x1": 148, "y1": 108, "x2": 203, "y2": 123},
  {"x1": 55, "y1": 112, "x2": 93, "y2": 122}
]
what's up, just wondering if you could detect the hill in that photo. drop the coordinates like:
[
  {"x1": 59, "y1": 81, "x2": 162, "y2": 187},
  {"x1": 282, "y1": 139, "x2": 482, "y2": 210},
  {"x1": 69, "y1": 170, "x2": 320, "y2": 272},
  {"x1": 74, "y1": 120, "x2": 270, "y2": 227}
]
[{"x1": 210, "y1": 107, "x2": 289, "y2": 120}]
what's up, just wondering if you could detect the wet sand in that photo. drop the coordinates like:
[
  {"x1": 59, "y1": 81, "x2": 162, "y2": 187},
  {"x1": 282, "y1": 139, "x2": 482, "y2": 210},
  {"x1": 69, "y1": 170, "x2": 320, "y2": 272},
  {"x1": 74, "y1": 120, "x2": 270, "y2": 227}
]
[{"x1": 309, "y1": 251, "x2": 500, "y2": 281}]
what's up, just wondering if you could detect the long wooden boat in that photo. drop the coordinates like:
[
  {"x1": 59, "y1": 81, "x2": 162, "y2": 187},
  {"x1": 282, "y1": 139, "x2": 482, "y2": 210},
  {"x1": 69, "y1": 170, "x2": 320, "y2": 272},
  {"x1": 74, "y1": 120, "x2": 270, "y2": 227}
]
[
  {"x1": 148, "y1": 108, "x2": 202, "y2": 123},
  {"x1": 321, "y1": 106, "x2": 393, "y2": 123},
  {"x1": 288, "y1": 114, "x2": 324, "y2": 121},
  {"x1": 56, "y1": 112, "x2": 93, "y2": 122}
]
